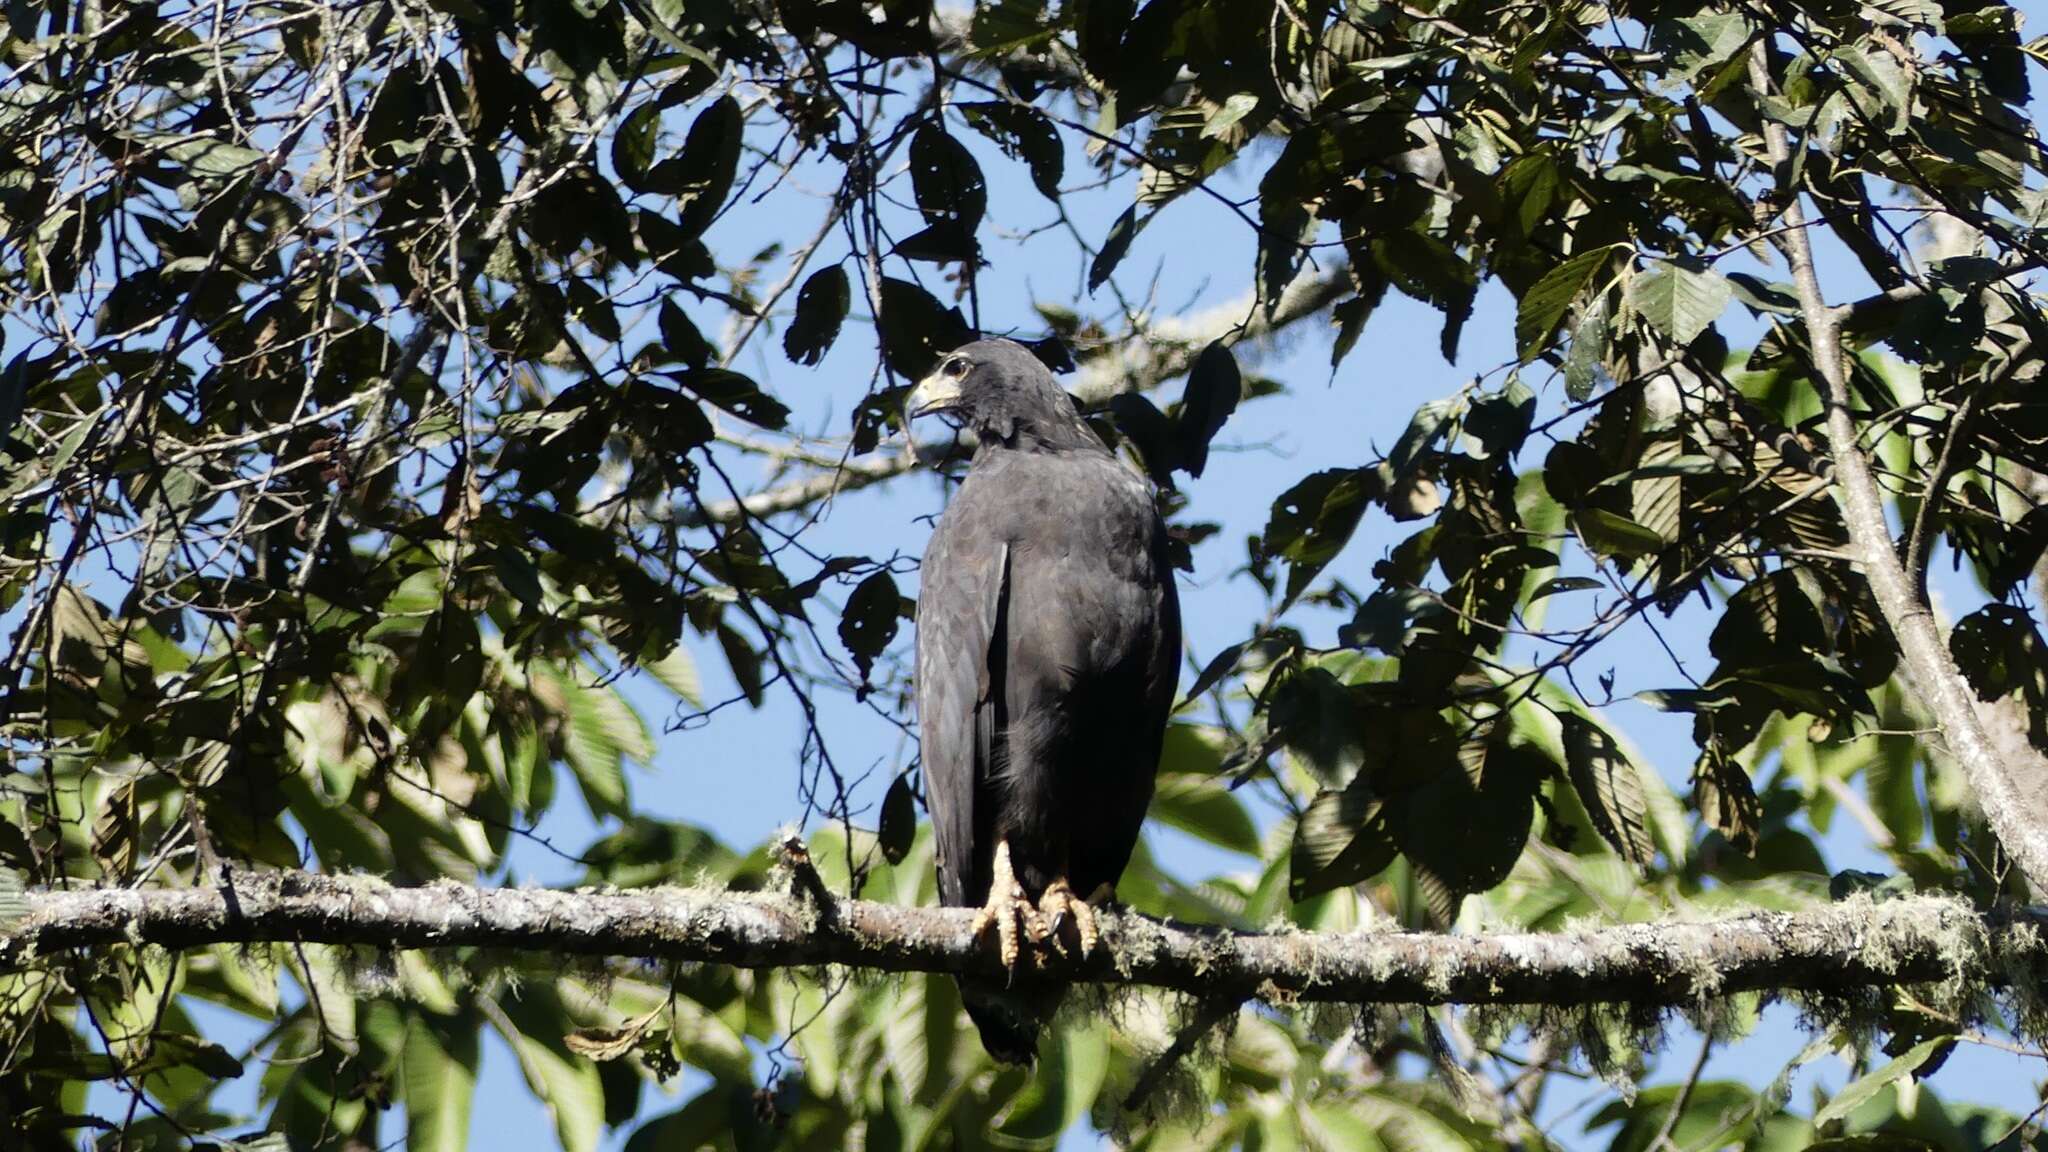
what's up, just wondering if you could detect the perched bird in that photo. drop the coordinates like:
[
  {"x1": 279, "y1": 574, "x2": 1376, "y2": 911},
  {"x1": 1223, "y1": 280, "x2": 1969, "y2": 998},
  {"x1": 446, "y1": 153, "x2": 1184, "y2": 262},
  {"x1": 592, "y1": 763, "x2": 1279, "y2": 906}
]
[{"x1": 905, "y1": 338, "x2": 1182, "y2": 1064}]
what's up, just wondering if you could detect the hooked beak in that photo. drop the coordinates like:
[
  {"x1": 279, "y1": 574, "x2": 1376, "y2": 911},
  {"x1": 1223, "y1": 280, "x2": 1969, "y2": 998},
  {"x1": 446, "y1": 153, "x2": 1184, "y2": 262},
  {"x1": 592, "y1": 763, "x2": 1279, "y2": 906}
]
[{"x1": 904, "y1": 368, "x2": 963, "y2": 425}]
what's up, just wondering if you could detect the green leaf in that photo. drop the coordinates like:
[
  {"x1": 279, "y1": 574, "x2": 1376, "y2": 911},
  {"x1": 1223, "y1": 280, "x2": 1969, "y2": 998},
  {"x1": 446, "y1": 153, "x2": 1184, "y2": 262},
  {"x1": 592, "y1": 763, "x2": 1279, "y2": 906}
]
[
  {"x1": 1802, "y1": 1138, "x2": 1942, "y2": 1152},
  {"x1": 1840, "y1": 45, "x2": 1913, "y2": 134},
  {"x1": 403, "y1": 1013, "x2": 479, "y2": 1152},
  {"x1": 1262, "y1": 468, "x2": 1381, "y2": 608},
  {"x1": 1174, "y1": 340, "x2": 1242, "y2": 479},
  {"x1": 958, "y1": 102, "x2": 1064, "y2": 201},
  {"x1": 1814, "y1": 1038, "x2": 1954, "y2": 1125},
  {"x1": 969, "y1": 0, "x2": 1057, "y2": 55},
  {"x1": 1651, "y1": 12, "x2": 1754, "y2": 84},
  {"x1": 1588, "y1": 1082, "x2": 1760, "y2": 1152},
  {"x1": 161, "y1": 135, "x2": 268, "y2": 178},
  {"x1": 488, "y1": 994, "x2": 606, "y2": 1152},
  {"x1": 1531, "y1": 576, "x2": 1602, "y2": 601},
  {"x1": 1290, "y1": 775, "x2": 1396, "y2": 900},
  {"x1": 1516, "y1": 246, "x2": 1616, "y2": 362},
  {"x1": 410, "y1": 606, "x2": 483, "y2": 708},
  {"x1": 612, "y1": 103, "x2": 661, "y2": 193},
  {"x1": 657, "y1": 297, "x2": 715, "y2": 368},
  {"x1": 1949, "y1": 604, "x2": 2042, "y2": 701},
  {"x1": 663, "y1": 95, "x2": 743, "y2": 238},
  {"x1": 838, "y1": 569, "x2": 901, "y2": 685},
  {"x1": 910, "y1": 124, "x2": 987, "y2": 234},
  {"x1": 1631, "y1": 260, "x2": 1730, "y2": 346},
  {"x1": 638, "y1": 643, "x2": 701, "y2": 706},
  {"x1": 672, "y1": 367, "x2": 790, "y2": 430},
  {"x1": 1390, "y1": 740, "x2": 1544, "y2": 903},
  {"x1": 1089, "y1": 205, "x2": 1141, "y2": 292},
  {"x1": 624, "y1": 1091, "x2": 728, "y2": 1152},
  {"x1": 709, "y1": 623, "x2": 762, "y2": 710},
  {"x1": 1573, "y1": 508, "x2": 1668, "y2": 560},
  {"x1": 1329, "y1": 282, "x2": 1386, "y2": 373},
  {"x1": 783, "y1": 265, "x2": 850, "y2": 365},
  {"x1": 1151, "y1": 772, "x2": 1259, "y2": 856},
  {"x1": 554, "y1": 671, "x2": 648, "y2": 819},
  {"x1": 878, "y1": 772, "x2": 915, "y2": 864},
  {"x1": 1562, "y1": 715, "x2": 1655, "y2": 868},
  {"x1": 1695, "y1": 741, "x2": 1761, "y2": 854},
  {"x1": 877, "y1": 278, "x2": 973, "y2": 380},
  {"x1": 0, "y1": 868, "x2": 25, "y2": 929}
]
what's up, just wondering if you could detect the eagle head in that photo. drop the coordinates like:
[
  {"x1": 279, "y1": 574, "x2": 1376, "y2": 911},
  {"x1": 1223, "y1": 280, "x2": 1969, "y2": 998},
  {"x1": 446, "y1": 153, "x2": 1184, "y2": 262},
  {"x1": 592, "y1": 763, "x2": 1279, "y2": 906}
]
[{"x1": 903, "y1": 339, "x2": 1096, "y2": 452}]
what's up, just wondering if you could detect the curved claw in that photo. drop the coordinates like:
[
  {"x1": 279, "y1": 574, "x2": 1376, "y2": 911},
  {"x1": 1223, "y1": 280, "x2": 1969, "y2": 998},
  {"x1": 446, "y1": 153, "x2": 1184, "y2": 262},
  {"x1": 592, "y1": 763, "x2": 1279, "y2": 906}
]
[
  {"x1": 971, "y1": 840, "x2": 1047, "y2": 975},
  {"x1": 1038, "y1": 879, "x2": 1098, "y2": 959}
]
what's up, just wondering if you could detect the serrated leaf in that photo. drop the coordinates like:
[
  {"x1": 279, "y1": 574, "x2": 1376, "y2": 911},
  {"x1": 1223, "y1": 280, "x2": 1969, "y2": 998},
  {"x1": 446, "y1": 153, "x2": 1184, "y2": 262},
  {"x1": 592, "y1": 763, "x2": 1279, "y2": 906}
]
[
  {"x1": 1516, "y1": 246, "x2": 1616, "y2": 361},
  {"x1": 1563, "y1": 715, "x2": 1655, "y2": 867},
  {"x1": 1290, "y1": 777, "x2": 1397, "y2": 900},
  {"x1": 1632, "y1": 261, "x2": 1730, "y2": 346},
  {"x1": 488, "y1": 995, "x2": 605, "y2": 1152},
  {"x1": 1263, "y1": 467, "x2": 1380, "y2": 608},
  {"x1": 1695, "y1": 742, "x2": 1761, "y2": 854},
  {"x1": 1203, "y1": 92, "x2": 1260, "y2": 138},
  {"x1": 1329, "y1": 286, "x2": 1383, "y2": 373},
  {"x1": 1630, "y1": 437, "x2": 1684, "y2": 546},
  {"x1": 1840, "y1": 45, "x2": 1913, "y2": 134},
  {"x1": 639, "y1": 643, "x2": 700, "y2": 706},
  {"x1": 1651, "y1": 12, "x2": 1754, "y2": 84},
  {"x1": 161, "y1": 135, "x2": 268, "y2": 178},
  {"x1": 657, "y1": 297, "x2": 715, "y2": 368},
  {"x1": 673, "y1": 366, "x2": 790, "y2": 430},
  {"x1": 1573, "y1": 508, "x2": 1669, "y2": 559},
  {"x1": 554, "y1": 671, "x2": 647, "y2": 818},
  {"x1": 0, "y1": 868, "x2": 27, "y2": 929},
  {"x1": 1564, "y1": 294, "x2": 1611, "y2": 401},
  {"x1": 1726, "y1": 272, "x2": 1801, "y2": 316}
]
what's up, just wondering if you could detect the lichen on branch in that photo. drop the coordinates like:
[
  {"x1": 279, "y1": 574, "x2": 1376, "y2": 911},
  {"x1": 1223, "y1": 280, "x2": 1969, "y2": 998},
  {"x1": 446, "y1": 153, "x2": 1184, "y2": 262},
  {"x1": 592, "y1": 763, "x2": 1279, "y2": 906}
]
[{"x1": 5, "y1": 870, "x2": 2042, "y2": 1011}]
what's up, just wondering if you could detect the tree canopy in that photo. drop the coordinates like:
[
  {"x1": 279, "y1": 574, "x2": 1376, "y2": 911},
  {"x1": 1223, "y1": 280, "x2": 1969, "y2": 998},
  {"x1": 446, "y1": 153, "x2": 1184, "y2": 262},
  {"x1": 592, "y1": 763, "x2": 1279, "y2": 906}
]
[{"x1": 4, "y1": 0, "x2": 2048, "y2": 1147}]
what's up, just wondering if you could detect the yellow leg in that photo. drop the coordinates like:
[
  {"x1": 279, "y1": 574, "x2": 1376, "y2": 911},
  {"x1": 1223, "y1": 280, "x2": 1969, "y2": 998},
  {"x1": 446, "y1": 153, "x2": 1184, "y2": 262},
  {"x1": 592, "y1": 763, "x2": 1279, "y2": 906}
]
[
  {"x1": 970, "y1": 840, "x2": 1047, "y2": 972},
  {"x1": 1037, "y1": 878, "x2": 1098, "y2": 959}
]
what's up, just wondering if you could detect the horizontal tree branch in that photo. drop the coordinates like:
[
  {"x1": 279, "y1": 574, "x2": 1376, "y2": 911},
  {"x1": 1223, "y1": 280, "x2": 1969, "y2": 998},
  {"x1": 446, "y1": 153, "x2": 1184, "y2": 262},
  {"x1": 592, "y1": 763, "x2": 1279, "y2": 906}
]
[{"x1": 5, "y1": 870, "x2": 2040, "y2": 1008}]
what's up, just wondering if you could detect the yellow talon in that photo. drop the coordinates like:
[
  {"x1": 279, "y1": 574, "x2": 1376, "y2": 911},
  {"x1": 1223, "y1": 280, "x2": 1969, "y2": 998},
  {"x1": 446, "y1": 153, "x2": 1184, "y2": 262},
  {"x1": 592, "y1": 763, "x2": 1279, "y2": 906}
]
[
  {"x1": 970, "y1": 840, "x2": 1046, "y2": 974},
  {"x1": 1038, "y1": 878, "x2": 1099, "y2": 959}
]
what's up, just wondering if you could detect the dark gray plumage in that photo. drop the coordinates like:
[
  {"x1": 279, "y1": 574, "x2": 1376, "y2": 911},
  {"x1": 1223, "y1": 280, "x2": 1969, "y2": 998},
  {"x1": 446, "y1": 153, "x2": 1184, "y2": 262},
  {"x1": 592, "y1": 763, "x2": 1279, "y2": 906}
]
[{"x1": 907, "y1": 339, "x2": 1181, "y2": 1064}]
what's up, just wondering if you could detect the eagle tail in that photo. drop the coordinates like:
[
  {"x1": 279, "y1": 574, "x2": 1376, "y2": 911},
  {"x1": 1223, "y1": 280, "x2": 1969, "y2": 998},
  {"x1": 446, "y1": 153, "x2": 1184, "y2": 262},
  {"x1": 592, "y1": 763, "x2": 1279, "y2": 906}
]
[{"x1": 960, "y1": 979, "x2": 1060, "y2": 1065}]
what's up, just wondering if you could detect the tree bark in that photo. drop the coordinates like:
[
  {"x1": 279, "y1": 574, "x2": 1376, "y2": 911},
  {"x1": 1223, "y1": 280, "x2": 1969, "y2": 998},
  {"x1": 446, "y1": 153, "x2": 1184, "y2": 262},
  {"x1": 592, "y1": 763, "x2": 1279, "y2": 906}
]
[
  {"x1": 1749, "y1": 45, "x2": 2048, "y2": 897},
  {"x1": 3, "y1": 870, "x2": 2038, "y2": 1008}
]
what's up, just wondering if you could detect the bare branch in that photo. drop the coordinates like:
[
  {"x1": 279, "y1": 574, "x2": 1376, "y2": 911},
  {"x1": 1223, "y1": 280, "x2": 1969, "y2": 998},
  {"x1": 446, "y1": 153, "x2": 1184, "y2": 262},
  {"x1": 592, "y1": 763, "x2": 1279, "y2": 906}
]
[
  {"x1": 3, "y1": 871, "x2": 2038, "y2": 1008},
  {"x1": 1750, "y1": 43, "x2": 2048, "y2": 896}
]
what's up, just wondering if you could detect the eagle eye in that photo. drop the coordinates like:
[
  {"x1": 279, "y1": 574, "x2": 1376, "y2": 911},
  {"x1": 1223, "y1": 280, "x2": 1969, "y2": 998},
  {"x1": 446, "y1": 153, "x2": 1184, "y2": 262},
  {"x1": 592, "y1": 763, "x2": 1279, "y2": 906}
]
[{"x1": 942, "y1": 357, "x2": 969, "y2": 379}]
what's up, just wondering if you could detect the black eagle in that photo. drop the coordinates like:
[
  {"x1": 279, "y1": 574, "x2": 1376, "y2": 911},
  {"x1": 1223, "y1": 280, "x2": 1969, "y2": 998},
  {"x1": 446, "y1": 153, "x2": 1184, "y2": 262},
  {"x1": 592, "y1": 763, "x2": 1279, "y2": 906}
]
[{"x1": 906, "y1": 339, "x2": 1182, "y2": 1064}]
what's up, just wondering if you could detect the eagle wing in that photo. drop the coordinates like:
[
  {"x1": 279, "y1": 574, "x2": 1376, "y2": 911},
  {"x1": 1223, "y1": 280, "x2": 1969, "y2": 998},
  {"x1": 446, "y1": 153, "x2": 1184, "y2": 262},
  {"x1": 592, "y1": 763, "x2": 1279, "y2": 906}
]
[{"x1": 916, "y1": 500, "x2": 1008, "y2": 910}]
